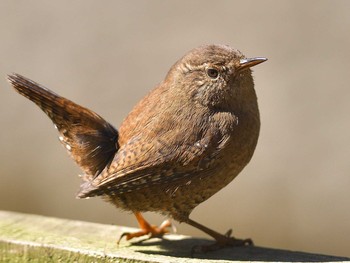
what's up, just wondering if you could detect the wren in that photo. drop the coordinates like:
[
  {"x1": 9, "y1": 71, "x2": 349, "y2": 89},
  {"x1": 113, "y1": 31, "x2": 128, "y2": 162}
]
[{"x1": 8, "y1": 44, "x2": 267, "y2": 252}]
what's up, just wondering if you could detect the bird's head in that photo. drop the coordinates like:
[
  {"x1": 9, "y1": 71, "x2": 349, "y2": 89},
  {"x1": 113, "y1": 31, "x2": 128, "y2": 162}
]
[{"x1": 166, "y1": 44, "x2": 267, "y2": 112}]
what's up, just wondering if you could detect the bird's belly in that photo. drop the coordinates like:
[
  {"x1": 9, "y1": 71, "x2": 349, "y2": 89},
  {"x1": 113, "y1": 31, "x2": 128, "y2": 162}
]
[{"x1": 106, "y1": 145, "x2": 253, "y2": 222}]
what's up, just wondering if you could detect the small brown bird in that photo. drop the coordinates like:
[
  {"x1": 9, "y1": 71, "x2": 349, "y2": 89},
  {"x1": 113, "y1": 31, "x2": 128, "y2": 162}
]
[{"x1": 8, "y1": 44, "x2": 266, "y2": 251}]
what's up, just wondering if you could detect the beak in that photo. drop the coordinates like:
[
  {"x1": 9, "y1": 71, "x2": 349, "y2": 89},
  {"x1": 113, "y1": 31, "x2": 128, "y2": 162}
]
[{"x1": 238, "y1": 57, "x2": 267, "y2": 71}]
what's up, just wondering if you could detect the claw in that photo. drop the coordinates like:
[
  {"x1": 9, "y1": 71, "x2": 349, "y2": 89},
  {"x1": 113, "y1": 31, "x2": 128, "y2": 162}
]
[
  {"x1": 191, "y1": 235, "x2": 253, "y2": 255},
  {"x1": 185, "y1": 217, "x2": 254, "y2": 255},
  {"x1": 117, "y1": 212, "x2": 172, "y2": 244}
]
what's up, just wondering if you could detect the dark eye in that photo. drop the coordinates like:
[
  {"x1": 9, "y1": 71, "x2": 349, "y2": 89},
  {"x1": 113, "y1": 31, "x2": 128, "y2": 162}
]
[{"x1": 206, "y1": 68, "x2": 219, "y2": 79}]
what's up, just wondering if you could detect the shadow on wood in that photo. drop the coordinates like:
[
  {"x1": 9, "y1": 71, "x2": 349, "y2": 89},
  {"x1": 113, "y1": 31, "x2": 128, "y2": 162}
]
[{"x1": 0, "y1": 210, "x2": 348, "y2": 262}]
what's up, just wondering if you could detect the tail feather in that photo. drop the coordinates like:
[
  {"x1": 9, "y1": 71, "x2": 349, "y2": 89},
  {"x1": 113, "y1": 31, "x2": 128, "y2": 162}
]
[{"x1": 8, "y1": 73, "x2": 119, "y2": 179}]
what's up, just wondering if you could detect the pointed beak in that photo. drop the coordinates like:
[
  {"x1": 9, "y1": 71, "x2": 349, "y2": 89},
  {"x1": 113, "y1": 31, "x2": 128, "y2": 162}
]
[{"x1": 238, "y1": 57, "x2": 267, "y2": 71}]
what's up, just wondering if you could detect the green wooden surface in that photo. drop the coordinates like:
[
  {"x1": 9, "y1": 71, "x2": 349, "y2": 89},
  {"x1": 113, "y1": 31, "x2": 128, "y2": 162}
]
[{"x1": 0, "y1": 210, "x2": 349, "y2": 262}]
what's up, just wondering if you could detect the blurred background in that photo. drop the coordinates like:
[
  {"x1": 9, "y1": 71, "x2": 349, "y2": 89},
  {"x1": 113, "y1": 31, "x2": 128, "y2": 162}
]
[{"x1": 1, "y1": 0, "x2": 349, "y2": 257}]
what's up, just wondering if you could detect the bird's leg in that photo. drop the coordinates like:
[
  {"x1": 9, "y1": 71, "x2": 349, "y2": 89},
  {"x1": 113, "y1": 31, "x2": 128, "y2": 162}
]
[
  {"x1": 185, "y1": 218, "x2": 253, "y2": 253},
  {"x1": 118, "y1": 212, "x2": 172, "y2": 244}
]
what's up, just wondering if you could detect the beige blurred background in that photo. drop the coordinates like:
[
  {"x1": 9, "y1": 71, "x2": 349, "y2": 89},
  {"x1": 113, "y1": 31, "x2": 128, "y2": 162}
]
[{"x1": 1, "y1": 0, "x2": 349, "y2": 258}]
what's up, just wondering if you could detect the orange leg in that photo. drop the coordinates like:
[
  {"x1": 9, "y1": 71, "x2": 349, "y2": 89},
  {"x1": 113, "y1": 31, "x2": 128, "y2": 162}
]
[
  {"x1": 186, "y1": 218, "x2": 253, "y2": 253},
  {"x1": 118, "y1": 212, "x2": 172, "y2": 244}
]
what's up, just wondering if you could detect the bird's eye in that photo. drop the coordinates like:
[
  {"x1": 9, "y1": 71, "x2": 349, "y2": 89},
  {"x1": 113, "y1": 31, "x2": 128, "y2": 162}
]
[{"x1": 206, "y1": 68, "x2": 219, "y2": 79}]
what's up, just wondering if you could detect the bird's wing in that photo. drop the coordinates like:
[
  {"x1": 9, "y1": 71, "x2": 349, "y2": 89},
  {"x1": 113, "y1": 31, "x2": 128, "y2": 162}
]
[
  {"x1": 77, "y1": 124, "x2": 230, "y2": 198},
  {"x1": 8, "y1": 73, "x2": 119, "y2": 178}
]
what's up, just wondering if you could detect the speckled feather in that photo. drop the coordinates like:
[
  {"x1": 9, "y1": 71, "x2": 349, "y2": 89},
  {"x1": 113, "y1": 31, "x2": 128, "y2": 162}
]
[
  {"x1": 8, "y1": 44, "x2": 263, "y2": 222},
  {"x1": 8, "y1": 73, "x2": 119, "y2": 179}
]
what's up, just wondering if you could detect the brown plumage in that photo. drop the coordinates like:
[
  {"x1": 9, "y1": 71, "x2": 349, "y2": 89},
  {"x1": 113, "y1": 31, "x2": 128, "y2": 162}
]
[{"x1": 8, "y1": 44, "x2": 266, "y2": 251}]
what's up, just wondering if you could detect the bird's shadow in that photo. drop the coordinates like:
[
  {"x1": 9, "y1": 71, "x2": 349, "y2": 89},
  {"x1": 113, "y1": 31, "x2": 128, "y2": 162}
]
[{"x1": 127, "y1": 236, "x2": 348, "y2": 262}]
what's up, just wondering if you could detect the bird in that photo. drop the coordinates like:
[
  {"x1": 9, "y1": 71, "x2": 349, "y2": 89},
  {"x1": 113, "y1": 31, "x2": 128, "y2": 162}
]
[{"x1": 8, "y1": 44, "x2": 267, "y2": 252}]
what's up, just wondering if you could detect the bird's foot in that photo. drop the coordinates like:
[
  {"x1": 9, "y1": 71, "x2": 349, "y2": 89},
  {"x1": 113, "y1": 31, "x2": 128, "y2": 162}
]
[
  {"x1": 118, "y1": 212, "x2": 172, "y2": 244},
  {"x1": 191, "y1": 229, "x2": 253, "y2": 254}
]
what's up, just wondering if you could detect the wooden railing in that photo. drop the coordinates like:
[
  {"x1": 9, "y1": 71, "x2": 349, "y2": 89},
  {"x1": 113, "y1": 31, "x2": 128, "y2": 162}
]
[{"x1": 0, "y1": 210, "x2": 348, "y2": 262}]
